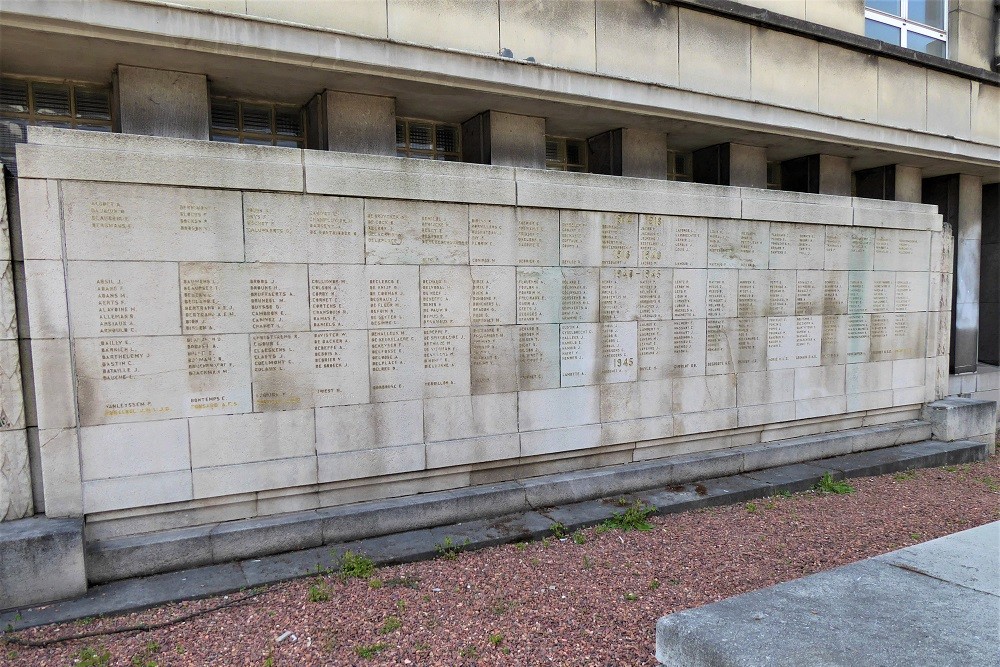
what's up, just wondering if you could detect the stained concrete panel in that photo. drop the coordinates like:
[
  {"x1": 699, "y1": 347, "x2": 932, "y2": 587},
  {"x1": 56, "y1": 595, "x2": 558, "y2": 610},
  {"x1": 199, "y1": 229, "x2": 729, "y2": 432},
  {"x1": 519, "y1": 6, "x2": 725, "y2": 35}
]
[
  {"x1": 818, "y1": 43, "x2": 878, "y2": 121},
  {"x1": 246, "y1": 0, "x2": 388, "y2": 37},
  {"x1": 877, "y1": 58, "x2": 927, "y2": 131},
  {"x1": 498, "y1": 0, "x2": 596, "y2": 70},
  {"x1": 388, "y1": 0, "x2": 499, "y2": 54},
  {"x1": 678, "y1": 8, "x2": 752, "y2": 100},
  {"x1": 750, "y1": 27, "x2": 819, "y2": 111},
  {"x1": 596, "y1": 0, "x2": 679, "y2": 87}
]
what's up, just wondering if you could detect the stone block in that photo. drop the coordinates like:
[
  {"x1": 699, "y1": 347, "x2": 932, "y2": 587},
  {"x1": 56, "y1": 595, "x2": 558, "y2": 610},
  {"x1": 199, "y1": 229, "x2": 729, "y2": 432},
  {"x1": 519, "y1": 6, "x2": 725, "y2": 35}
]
[
  {"x1": 877, "y1": 58, "x2": 927, "y2": 131},
  {"x1": 83, "y1": 470, "x2": 193, "y2": 514},
  {"x1": 744, "y1": 462, "x2": 841, "y2": 493},
  {"x1": 365, "y1": 199, "x2": 469, "y2": 265},
  {"x1": 316, "y1": 400, "x2": 422, "y2": 453},
  {"x1": 667, "y1": 448, "x2": 744, "y2": 483},
  {"x1": 462, "y1": 111, "x2": 545, "y2": 169},
  {"x1": 926, "y1": 71, "x2": 972, "y2": 140},
  {"x1": 22, "y1": 260, "x2": 68, "y2": 339},
  {"x1": 18, "y1": 127, "x2": 304, "y2": 192},
  {"x1": 317, "y1": 90, "x2": 395, "y2": 156},
  {"x1": 189, "y1": 409, "x2": 314, "y2": 469},
  {"x1": 498, "y1": 0, "x2": 596, "y2": 70},
  {"x1": 38, "y1": 427, "x2": 82, "y2": 517},
  {"x1": 423, "y1": 393, "x2": 517, "y2": 442},
  {"x1": 244, "y1": 192, "x2": 363, "y2": 264},
  {"x1": 305, "y1": 150, "x2": 515, "y2": 205},
  {"x1": 742, "y1": 432, "x2": 854, "y2": 471},
  {"x1": 115, "y1": 65, "x2": 209, "y2": 140},
  {"x1": 15, "y1": 178, "x2": 61, "y2": 260},
  {"x1": 194, "y1": 456, "x2": 317, "y2": 497},
  {"x1": 426, "y1": 433, "x2": 520, "y2": 468},
  {"x1": 750, "y1": 27, "x2": 818, "y2": 111},
  {"x1": 521, "y1": 458, "x2": 673, "y2": 509},
  {"x1": 85, "y1": 524, "x2": 214, "y2": 583},
  {"x1": 518, "y1": 385, "x2": 600, "y2": 431},
  {"x1": 818, "y1": 43, "x2": 877, "y2": 122},
  {"x1": 469, "y1": 206, "x2": 559, "y2": 267},
  {"x1": 922, "y1": 398, "x2": 997, "y2": 442},
  {"x1": 246, "y1": 0, "x2": 387, "y2": 37},
  {"x1": 388, "y1": 0, "x2": 499, "y2": 53},
  {"x1": 0, "y1": 517, "x2": 85, "y2": 610},
  {"x1": 210, "y1": 512, "x2": 323, "y2": 563},
  {"x1": 69, "y1": 260, "x2": 181, "y2": 337},
  {"x1": 972, "y1": 82, "x2": 1000, "y2": 147},
  {"x1": 0, "y1": 339, "x2": 24, "y2": 431},
  {"x1": 596, "y1": 0, "x2": 678, "y2": 86},
  {"x1": 0, "y1": 429, "x2": 32, "y2": 521},
  {"x1": 317, "y1": 443, "x2": 425, "y2": 483},
  {"x1": 678, "y1": 8, "x2": 751, "y2": 99},
  {"x1": 28, "y1": 338, "x2": 75, "y2": 429},
  {"x1": 519, "y1": 423, "x2": 601, "y2": 457},
  {"x1": 741, "y1": 189, "x2": 853, "y2": 227}
]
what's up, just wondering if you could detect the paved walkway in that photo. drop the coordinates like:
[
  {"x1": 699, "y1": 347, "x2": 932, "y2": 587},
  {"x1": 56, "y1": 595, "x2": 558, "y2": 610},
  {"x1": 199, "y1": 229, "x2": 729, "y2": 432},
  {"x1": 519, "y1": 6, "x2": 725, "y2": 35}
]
[{"x1": 656, "y1": 521, "x2": 1000, "y2": 666}]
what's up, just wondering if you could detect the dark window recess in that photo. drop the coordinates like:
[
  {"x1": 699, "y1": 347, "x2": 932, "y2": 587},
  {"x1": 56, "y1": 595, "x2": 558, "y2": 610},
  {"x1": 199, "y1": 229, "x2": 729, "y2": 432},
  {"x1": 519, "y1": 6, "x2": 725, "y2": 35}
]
[
  {"x1": 396, "y1": 118, "x2": 461, "y2": 160},
  {"x1": 545, "y1": 136, "x2": 587, "y2": 172},
  {"x1": 209, "y1": 98, "x2": 304, "y2": 148},
  {"x1": 0, "y1": 77, "x2": 112, "y2": 174}
]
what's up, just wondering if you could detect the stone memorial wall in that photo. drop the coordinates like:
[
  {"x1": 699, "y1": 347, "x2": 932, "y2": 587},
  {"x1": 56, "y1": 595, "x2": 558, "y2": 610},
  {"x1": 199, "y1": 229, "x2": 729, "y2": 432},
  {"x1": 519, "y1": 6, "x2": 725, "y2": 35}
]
[{"x1": 15, "y1": 129, "x2": 950, "y2": 534}]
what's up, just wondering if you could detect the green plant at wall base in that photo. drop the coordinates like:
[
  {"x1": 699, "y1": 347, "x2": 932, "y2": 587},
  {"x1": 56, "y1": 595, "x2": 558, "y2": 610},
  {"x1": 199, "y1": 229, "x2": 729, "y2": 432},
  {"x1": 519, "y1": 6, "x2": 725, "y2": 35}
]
[
  {"x1": 549, "y1": 522, "x2": 568, "y2": 539},
  {"x1": 599, "y1": 501, "x2": 657, "y2": 532},
  {"x1": 435, "y1": 536, "x2": 469, "y2": 560},
  {"x1": 814, "y1": 473, "x2": 855, "y2": 495},
  {"x1": 624, "y1": 592, "x2": 638, "y2": 601},
  {"x1": 745, "y1": 502, "x2": 758, "y2": 513},
  {"x1": 308, "y1": 581, "x2": 330, "y2": 602},
  {"x1": 74, "y1": 647, "x2": 111, "y2": 667},
  {"x1": 571, "y1": 530, "x2": 586, "y2": 544},
  {"x1": 340, "y1": 551, "x2": 376, "y2": 580}
]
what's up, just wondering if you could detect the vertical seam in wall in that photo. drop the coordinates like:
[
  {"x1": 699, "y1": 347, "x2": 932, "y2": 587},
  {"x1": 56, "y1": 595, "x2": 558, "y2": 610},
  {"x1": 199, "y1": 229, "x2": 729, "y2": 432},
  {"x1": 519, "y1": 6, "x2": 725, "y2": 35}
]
[{"x1": 496, "y1": 0, "x2": 502, "y2": 56}]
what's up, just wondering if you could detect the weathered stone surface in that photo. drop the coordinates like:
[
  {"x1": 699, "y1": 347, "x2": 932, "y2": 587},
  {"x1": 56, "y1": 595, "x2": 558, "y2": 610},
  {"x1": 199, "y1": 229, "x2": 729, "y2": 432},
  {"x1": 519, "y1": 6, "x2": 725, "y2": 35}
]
[{"x1": 0, "y1": 516, "x2": 85, "y2": 610}]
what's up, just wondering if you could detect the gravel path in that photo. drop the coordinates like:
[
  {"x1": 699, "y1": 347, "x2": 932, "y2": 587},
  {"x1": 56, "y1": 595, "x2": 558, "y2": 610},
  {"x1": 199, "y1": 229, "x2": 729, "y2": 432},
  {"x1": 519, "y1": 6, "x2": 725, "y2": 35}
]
[{"x1": 4, "y1": 457, "x2": 998, "y2": 667}]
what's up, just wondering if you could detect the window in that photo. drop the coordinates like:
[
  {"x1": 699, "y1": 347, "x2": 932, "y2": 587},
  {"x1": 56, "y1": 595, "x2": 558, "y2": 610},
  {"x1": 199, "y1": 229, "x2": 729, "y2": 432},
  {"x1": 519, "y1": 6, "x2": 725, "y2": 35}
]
[
  {"x1": 766, "y1": 161, "x2": 782, "y2": 190},
  {"x1": 210, "y1": 98, "x2": 304, "y2": 147},
  {"x1": 545, "y1": 136, "x2": 587, "y2": 172},
  {"x1": 395, "y1": 118, "x2": 461, "y2": 160},
  {"x1": 0, "y1": 77, "x2": 112, "y2": 173},
  {"x1": 864, "y1": 0, "x2": 946, "y2": 57},
  {"x1": 666, "y1": 150, "x2": 693, "y2": 182}
]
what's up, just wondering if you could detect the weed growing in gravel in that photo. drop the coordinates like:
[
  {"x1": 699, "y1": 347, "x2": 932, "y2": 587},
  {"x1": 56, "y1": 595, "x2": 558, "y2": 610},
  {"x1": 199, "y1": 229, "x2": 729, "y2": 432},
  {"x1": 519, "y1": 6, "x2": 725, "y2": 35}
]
[
  {"x1": 981, "y1": 476, "x2": 999, "y2": 492},
  {"x1": 74, "y1": 646, "x2": 111, "y2": 667},
  {"x1": 76, "y1": 616, "x2": 96, "y2": 626},
  {"x1": 894, "y1": 470, "x2": 918, "y2": 481},
  {"x1": 396, "y1": 599, "x2": 406, "y2": 614},
  {"x1": 384, "y1": 574, "x2": 420, "y2": 589},
  {"x1": 943, "y1": 465, "x2": 959, "y2": 473},
  {"x1": 746, "y1": 502, "x2": 758, "y2": 513},
  {"x1": 379, "y1": 616, "x2": 402, "y2": 634},
  {"x1": 624, "y1": 592, "x2": 638, "y2": 601},
  {"x1": 130, "y1": 641, "x2": 162, "y2": 667},
  {"x1": 355, "y1": 643, "x2": 389, "y2": 658},
  {"x1": 175, "y1": 645, "x2": 185, "y2": 655},
  {"x1": 572, "y1": 530, "x2": 586, "y2": 545},
  {"x1": 308, "y1": 579, "x2": 331, "y2": 602},
  {"x1": 549, "y1": 522, "x2": 568, "y2": 539},
  {"x1": 435, "y1": 536, "x2": 470, "y2": 560},
  {"x1": 514, "y1": 542, "x2": 527, "y2": 551},
  {"x1": 414, "y1": 642, "x2": 430, "y2": 652},
  {"x1": 541, "y1": 536, "x2": 553, "y2": 547},
  {"x1": 582, "y1": 555, "x2": 593, "y2": 570},
  {"x1": 597, "y1": 500, "x2": 656, "y2": 532},
  {"x1": 489, "y1": 632, "x2": 504, "y2": 647},
  {"x1": 815, "y1": 473, "x2": 855, "y2": 495},
  {"x1": 649, "y1": 579, "x2": 661, "y2": 590},
  {"x1": 910, "y1": 532, "x2": 922, "y2": 541},
  {"x1": 263, "y1": 654, "x2": 274, "y2": 667},
  {"x1": 368, "y1": 577, "x2": 383, "y2": 589},
  {"x1": 777, "y1": 490, "x2": 793, "y2": 498},
  {"x1": 460, "y1": 645, "x2": 478, "y2": 658},
  {"x1": 491, "y1": 599, "x2": 517, "y2": 615},
  {"x1": 340, "y1": 551, "x2": 376, "y2": 580}
]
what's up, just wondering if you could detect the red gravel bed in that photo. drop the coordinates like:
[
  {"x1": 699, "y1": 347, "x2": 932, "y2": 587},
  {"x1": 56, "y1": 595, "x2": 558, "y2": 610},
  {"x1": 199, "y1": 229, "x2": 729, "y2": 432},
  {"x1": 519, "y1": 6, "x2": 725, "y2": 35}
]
[{"x1": 4, "y1": 457, "x2": 999, "y2": 667}]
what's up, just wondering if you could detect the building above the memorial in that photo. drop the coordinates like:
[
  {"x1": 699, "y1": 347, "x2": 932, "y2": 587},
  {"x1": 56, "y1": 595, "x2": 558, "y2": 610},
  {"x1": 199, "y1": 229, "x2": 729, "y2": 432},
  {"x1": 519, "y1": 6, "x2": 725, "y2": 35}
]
[{"x1": 0, "y1": 0, "x2": 997, "y2": 609}]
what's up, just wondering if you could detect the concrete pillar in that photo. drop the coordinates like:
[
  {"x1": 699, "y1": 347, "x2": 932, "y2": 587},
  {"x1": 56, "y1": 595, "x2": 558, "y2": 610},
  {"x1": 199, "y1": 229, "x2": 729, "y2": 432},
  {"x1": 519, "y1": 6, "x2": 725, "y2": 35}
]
[
  {"x1": 692, "y1": 143, "x2": 767, "y2": 189},
  {"x1": 924, "y1": 173, "x2": 983, "y2": 375},
  {"x1": 779, "y1": 154, "x2": 851, "y2": 196},
  {"x1": 461, "y1": 111, "x2": 545, "y2": 168},
  {"x1": 587, "y1": 128, "x2": 670, "y2": 179},
  {"x1": 980, "y1": 183, "x2": 998, "y2": 366},
  {"x1": 114, "y1": 65, "x2": 210, "y2": 140},
  {"x1": 307, "y1": 90, "x2": 396, "y2": 156},
  {"x1": 854, "y1": 164, "x2": 923, "y2": 202}
]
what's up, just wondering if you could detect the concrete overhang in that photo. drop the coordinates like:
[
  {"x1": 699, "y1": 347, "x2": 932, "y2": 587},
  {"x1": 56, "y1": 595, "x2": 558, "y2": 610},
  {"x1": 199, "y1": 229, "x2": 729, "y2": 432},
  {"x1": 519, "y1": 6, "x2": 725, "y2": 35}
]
[{"x1": 1, "y1": 0, "x2": 997, "y2": 181}]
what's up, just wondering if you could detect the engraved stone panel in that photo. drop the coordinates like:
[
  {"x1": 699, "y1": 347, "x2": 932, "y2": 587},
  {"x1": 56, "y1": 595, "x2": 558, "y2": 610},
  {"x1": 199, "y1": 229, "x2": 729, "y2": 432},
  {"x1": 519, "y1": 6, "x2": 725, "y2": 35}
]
[
  {"x1": 309, "y1": 264, "x2": 367, "y2": 330},
  {"x1": 69, "y1": 261, "x2": 182, "y2": 338},
  {"x1": 795, "y1": 225, "x2": 826, "y2": 269},
  {"x1": 516, "y1": 267, "x2": 561, "y2": 324},
  {"x1": 369, "y1": 328, "x2": 423, "y2": 402},
  {"x1": 892, "y1": 312, "x2": 927, "y2": 360},
  {"x1": 708, "y1": 219, "x2": 768, "y2": 269},
  {"x1": 560, "y1": 323, "x2": 599, "y2": 387},
  {"x1": 639, "y1": 214, "x2": 671, "y2": 267},
  {"x1": 600, "y1": 322, "x2": 638, "y2": 384},
  {"x1": 470, "y1": 206, "x2": 559, "y2": 266},
  {"x1": 179, "y1": 263, "x2": 309, "y2": 334},
  {"x1": 251, "y1": 332, "x2": 311, "y2": 411},
  {"x1": 893, "y1": 272, "x2": 929, "y2": 312},
  {"x1": 795, "y1": 270, "x2": 825, "y2": 316},
  {"x1": 706, "y1": 270, "x2": 738, "y2": 319},
  {"x1": 312, "y1": 330, "x2": 371, "y2": 407},
  {"x1": 869, "y1": 312, "x2": 894, "y2": 362},
  {"x1": 600, "y1": 268, "x2": 640, "y2": 322},
  {"x1": 823, "y1": 271, "x2": 849, "y2": 315},
  {"x1": 420, "y1": 265, "x2": 472, "y2": 327},
  {"x1": 185, "y1": 334, "x2": 253, "y2": 416},
  {"x1": 365, "y1": 199, "x2": 469, "y2": 264},
  {"x1": 244, "y1": 192, "x2": 364, "y2": 263},
  {"x1": 600, "y1": 212, "x2": 639, "y2": 267},
  {"x1": 470, "y1": 326, "x2": 518, "y2": 394},
  {"x1": 517, "y1": 323, "x2": 560, "y2": 390},
  {"x1": 560, "y1": 268, "x2": 600, "y2": 323},
  {"x1": 821, "y1": 314, "x2": 848, "y2": 366},
  {"x1": 668, "y1": 318, "x2": 707, "y2": 377},
  {"x1": 846, "y1": 313, "x2": 871, "y2": 364},
  {"x1": 672, "y1": 269, "x2": 707, "y2": 320},
  {"x1": 768, "y1": 223, "x2": 797, "y2": 270},
  {"x1": 706, "y1": 318, "x2": 737, "y2": 376},
  {"x1": 368, "y1": 265, "x2": 420, "y2": 329},
  {"x1": 638, "y1": 269, "x2": 672, "y2": 321},
  {"x1": 471, "y1": 266, "x2": 516, "y2": 325},
  {"x1": 737, "y1": 270, "x2": 769, "y2": 319},
  {"x1": 847, "y1": 271, "x2": 874, "y2": 315},
  {"x1": 766, "y1": 270, "x2": 796, "y2": 316},
  {"x1": 560, "y1": 210, "x2": 601, "y2": 267},
  {"x1": 736, "y1": 316, "x2": 768, "y2": 373},
  {"x1": 423, "y1": 327, "x2": 471, "y2": 398},
  {"x1": 670, "y1": 216, "x2": 709, "y2": 268},
  {"x1": 62, "y1": 182, "x2": 244, "y2": 262}
]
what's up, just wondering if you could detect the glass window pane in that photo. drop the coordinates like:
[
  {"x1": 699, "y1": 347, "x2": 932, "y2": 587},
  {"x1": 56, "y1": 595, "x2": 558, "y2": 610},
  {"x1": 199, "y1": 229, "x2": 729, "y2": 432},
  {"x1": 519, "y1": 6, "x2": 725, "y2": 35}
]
[
  {"x1": 907, "y1": 32, "x2": 946, "y2": 57},
  {"x1": 241, "y1": 105, "x2": 272, "y2": 134},
  {"x1": 865, "y1": 18, "x2": 902, "y2": 45},
  {"x1": 0, "y1": 80, "x2": 29, "y2": 113},
  {"x1": 435, "y1": 125, "x2": 458, "y2": 153},
  {"x1": 407, "y1": 123, "x2": 433, "y2": 150},
  {"x1": 74, "y1": 87, "x2": 111, "y2": 120},
  {"x1": 865, "y1": 0, "x2": 901, "y2": 16},
  {"x1": 274, "y1": 109, "x2": 301, "y2": 136},
  {"x1": 211, "y1": 100, "x2": 239, "y2": 131},
  {"x1": 565, "y1": 140, "x2": 584, "y2": 167},
  {"x1": 907, "y1": 0, "x2": 945, "y2": 29},
  {"x1": 211, "y1": 133, "x2": 240, "y2": 143},
  {"x1": 32, "y1": 83, "x2": 71, "y2": 116},
  {"x1": 545, "y1": 139, "x2": 562, "y2": 163}
]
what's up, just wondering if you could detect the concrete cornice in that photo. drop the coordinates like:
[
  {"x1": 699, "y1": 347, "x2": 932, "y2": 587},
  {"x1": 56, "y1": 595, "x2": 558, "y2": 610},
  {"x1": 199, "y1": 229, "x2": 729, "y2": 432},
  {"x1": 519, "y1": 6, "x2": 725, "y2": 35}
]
[{"x1": 0, "y1": 0, "x2": 997, "y2": 170}]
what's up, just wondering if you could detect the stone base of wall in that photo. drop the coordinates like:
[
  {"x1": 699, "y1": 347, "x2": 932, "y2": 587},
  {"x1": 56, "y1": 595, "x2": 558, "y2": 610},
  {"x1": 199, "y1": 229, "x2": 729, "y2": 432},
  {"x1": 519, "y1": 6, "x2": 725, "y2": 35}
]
[{"x1": 0, "y1": 516, "x2": 86, "y2": 611}]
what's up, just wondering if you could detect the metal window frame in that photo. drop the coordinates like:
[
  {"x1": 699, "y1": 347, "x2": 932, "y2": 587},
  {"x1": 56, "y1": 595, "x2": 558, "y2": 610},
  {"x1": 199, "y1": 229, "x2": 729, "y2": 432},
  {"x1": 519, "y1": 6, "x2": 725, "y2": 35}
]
[
  {"x1": 0, "y1": 76, "x2": 113, "y2": 129},
  {"x1": 864, "y1": 0, "x2": 947, "y2": 56},
  {"x1": 544, "y1": 135, "x2": 587, "y2": 172},
  {"x1": 665, "y1": 149, "x2": 693, "y2": 182},
  {"x1": 395, "y1": 117, "x2": 462, "y2": 161},
  {"x1": 209, "y1": 97, "x2": 305, "y2": 147}
]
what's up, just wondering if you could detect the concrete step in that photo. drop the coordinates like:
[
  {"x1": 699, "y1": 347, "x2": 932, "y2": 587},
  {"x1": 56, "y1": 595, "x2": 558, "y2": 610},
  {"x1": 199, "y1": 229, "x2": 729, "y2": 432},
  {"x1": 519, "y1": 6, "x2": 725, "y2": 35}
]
[
  {"x1": 1, "y1": 436, "x2": 987, "y2": 630},
  {"x1": 83, "y1": 419, "x2": 934, "y2": 585}
]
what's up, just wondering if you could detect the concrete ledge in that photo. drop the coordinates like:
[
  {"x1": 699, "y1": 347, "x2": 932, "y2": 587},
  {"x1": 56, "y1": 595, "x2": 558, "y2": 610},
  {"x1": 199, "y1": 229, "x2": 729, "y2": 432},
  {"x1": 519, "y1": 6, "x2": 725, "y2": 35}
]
[
  {"x1": 2, "y1": 436, "x2": 987, "y2": 629},
  {"x1": 923, "y1": 398, "x2": 998, "y2": 451},
  {"x1": 85, "y1": 420, "x2": 935, "y2": 584},
  {"x1": 0, "y1": 516, "x2": 86, "y2": 611}
]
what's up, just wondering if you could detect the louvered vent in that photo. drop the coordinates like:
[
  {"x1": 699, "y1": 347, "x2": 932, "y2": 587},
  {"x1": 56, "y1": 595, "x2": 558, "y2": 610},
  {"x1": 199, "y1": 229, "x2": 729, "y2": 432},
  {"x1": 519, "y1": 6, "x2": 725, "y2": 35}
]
[
  {"x1": 210, "y1": 99, "x2": 239, "y2": 131},
  {"x1": 32, "y1": 83, "x2": 71, "y2": 116},
  {"x1": 274, "y1": 109, "x2": 301, "y2": 137},
  {"x1": 74, "y1": 88, "x2": 111, "y2": 120},
  {"x1": 0, "y1": 80, "x2": 28, "y2": 113}
]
